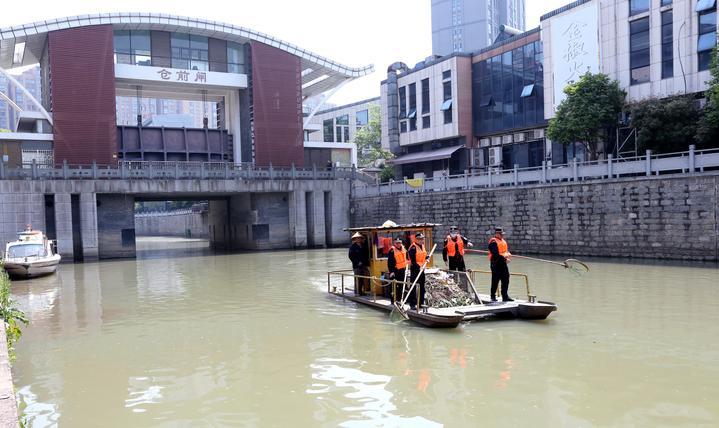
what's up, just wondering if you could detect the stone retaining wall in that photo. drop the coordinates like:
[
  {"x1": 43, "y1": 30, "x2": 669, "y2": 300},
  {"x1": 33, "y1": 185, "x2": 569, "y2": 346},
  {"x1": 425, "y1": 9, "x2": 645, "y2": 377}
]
[
  {"x1": 134, "y1": 211, "x2": 208, "y2": 238},
  {"x1": 351, "y1": 174, "x2": 719, "y2": 261}
]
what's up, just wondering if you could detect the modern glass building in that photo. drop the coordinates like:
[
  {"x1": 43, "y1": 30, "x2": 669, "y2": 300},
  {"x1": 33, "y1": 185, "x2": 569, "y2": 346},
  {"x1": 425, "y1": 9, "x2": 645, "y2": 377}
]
[{"x1": 431, "y1": 0, "x2": 526, "y2": 56}]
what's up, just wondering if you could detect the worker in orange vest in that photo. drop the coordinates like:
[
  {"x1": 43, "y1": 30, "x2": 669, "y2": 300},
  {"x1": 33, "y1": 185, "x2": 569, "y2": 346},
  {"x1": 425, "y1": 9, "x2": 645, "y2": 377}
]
[
  {"x1": 408, "y1": 232, "x2": 428, "y2": 310},
  {"x1": 488, "y1": 226, "x2": 513, "y2": 302},
  {"x1": 387, "y1": 238, "x2": 408, "y2": 302},
  {"x1": 442, "y1": 225, "x2": 473, "y2": 272}
]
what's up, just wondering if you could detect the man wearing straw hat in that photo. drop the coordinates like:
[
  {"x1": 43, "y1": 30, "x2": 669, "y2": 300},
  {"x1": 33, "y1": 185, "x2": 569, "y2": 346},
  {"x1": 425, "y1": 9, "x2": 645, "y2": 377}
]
[{"x1": 348, "y1": 232, "x2": 370, "y2": 296}]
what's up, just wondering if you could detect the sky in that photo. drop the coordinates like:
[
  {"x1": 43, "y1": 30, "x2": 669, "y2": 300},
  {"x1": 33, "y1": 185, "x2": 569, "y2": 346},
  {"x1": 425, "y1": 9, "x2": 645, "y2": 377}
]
[{"x1": 0, "y1": 0, "x2": 569, "y2": 105}]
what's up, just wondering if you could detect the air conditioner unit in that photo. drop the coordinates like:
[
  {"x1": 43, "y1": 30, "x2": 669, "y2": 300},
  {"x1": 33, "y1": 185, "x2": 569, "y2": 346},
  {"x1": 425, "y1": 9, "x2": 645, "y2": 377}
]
[
  {"x1": 479, "y1": 138, "x2": 491, "y2": 147},
  {"x1": 472, "y1": 148, "x2": 484, "y2": 167},
  {"x1": 491, "y1": 136, "x2": 502, "y2": 146},
  {"x1": 502, "y1": 135, "x2": 513, "y2": 144},
  {"x1": 514, "y1": 132, "x2": 525, "y2": 142},
  {"x1": 534, "y1": 128, "x2": 545, "y2": 138},
  {"x1": 488, "y1": 146, "x2": 502, "y2": 167}
]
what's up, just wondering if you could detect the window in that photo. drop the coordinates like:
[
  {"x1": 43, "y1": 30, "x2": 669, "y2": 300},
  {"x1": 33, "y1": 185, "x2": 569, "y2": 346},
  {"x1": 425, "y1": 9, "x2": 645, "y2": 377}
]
[
  {"x1": 399, "y1": 86, "x2": 407, "y2": 119},
  {"x1": 323, "y1": 119, "x2": 334, "y2": 142},
  {"x1": 698, "y1": 10, "x2": 717, "y2": 71},
  {"x1": 442, "y1": 70, "x2": 452, "y2": 80},
  {"x1": 630, "y1": 17, "x2": 650, "y2": 84},
  {"x1": 661, "y1": 0, "x2": 672, "y2": 5},
  {"x1": 422, "y1": 116, "x2": 431, "y2": 129},
  {"x1": 444, "y1": 108, "x2": 453, "y2": 124},
  {"x1": 629, "y1": 0, "x2": 650, "y2": 16},
  {"x1": 400, "y1": 121, "x2": 407, "y2": 133},
  {"x1": 334, "y1": 115, "x2": 349, "y2": 142},
  {"x1": 443, "y1": 81, "x2": 452, "y2": 101},
  {"x1": 661, "y1": 10, "x2": 673, "y2": 78},
  {"x1": 113, "y1": 30, "x2": 150, "y2": 66},
  {"x1": 356, "y1": 110, "x2": 369, "y2": 128},
  {"x1": 421, "y1": 78, "x2": 430, "y2": 114},
  {"x1": 227, "y1": 42, "x2": 245, "y2": 74},
  {"x1": 171, "y1": 33, "x2": 208, "y2": 71},
  {"x1": 408, "y1": 83, "x2": 417, "y2": 131},
  {"x1": 520, "y1": 84, "x2": 535, "y2": 97},
  {"x1": 697, "y1": 0, "x2": 716, "y2": 13},
  {"x1": 336, "y1": 115, "x2": 349, "y2": 125}
]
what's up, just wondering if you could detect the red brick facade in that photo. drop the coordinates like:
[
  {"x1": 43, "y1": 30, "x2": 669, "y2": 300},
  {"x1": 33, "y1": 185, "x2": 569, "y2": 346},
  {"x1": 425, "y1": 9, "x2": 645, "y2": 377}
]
[
  {"x1": 49, "y1": 25, "x2": 117, "y2": 165},
  {"x1": 250, "y1": 41, "x2": 304, "y2": 167}
]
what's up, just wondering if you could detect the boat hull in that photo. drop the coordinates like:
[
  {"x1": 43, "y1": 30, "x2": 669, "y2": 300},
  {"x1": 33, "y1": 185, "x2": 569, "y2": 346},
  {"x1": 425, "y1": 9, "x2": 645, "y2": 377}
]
[
  {"x1": 406, "y1": 310, "x2": 464, "y2": 328},
  {"x1": 3, "y1": 256, "x2": 60, "y2": 278}
]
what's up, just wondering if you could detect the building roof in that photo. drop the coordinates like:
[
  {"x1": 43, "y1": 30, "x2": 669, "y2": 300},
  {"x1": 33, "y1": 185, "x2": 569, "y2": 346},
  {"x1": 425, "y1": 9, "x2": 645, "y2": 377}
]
[
  {"x1": 0, "y1": 12, "x2": 374, "y2": 98},
  {"x1": 314, "y1": 97, "x2": 380, "y2": 115},
  {"x1": 540, "y1": 0, "x2": 595, "y2": 21}
]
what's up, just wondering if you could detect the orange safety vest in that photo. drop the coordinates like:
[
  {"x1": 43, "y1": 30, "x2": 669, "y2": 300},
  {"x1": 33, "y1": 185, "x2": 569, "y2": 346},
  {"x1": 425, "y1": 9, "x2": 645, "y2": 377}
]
[
  {"x1": 445, "y1": 235, "x2": 465, "y2": 257},
  {"x1": 389, "y1": 246, "x2": 408, "y2": 270},
  {"x1": 488, "y1": 237, "x2": 511, "y2": 261},
  {"x1": 410, "y1": 242, "x2": 427, "y2": 266}
]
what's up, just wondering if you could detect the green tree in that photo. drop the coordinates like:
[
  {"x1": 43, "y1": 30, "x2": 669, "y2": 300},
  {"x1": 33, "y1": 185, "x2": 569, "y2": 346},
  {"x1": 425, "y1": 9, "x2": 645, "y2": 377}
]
[
  {"x1": 697, "y1": 45, "x2": 719, "y2": 147},
  {"x1": 547, "y1": 72, "x2": 626, "y2": 160},
  {"x1": 628, "y1": 96, "x2": 700, "y2": 154},
  {"x1": 353, "y1": 105, "x2": 392, "y2": 168}
]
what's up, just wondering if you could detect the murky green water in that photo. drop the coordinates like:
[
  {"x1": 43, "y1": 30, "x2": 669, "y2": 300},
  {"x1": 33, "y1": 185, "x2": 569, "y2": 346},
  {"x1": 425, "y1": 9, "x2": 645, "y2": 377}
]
[{"x1": 10, "y1": 238, "x2": 719, "y2": 427}]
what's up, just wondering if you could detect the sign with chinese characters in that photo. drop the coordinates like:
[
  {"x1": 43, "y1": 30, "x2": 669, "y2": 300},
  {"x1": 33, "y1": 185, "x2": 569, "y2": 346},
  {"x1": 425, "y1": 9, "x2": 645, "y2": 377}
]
[
  {"x1": 550, "y1": 1, "x2": 600, "y2": 111},
  {"x1": 114, "y1": 64, "x2": 247, "y2": 89}
]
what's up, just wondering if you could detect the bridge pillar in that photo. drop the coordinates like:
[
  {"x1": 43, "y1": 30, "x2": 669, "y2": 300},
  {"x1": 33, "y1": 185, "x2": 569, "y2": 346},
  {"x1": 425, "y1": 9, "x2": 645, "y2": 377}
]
[
  {"x1": 208, "y1": 199, "x2": 231, "y2": 250},
  {"x1": 97, "y1": 194, "x2": 136, "y2": 259},
  {"x1": 289, "y1": 190, "x2": 307, "y2": 248},
  {"x1": 54, "y1": 193, "x2": 74, "y2": 260},
  {"x1": 79, "y1": 193, "x2": 99, "y2": 261}
]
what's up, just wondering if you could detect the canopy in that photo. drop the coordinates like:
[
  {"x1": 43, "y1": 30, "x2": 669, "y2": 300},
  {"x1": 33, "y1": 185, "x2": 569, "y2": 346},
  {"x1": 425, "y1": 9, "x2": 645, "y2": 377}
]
[{"x1": 389, "y1": 145, "x2": 464, "y2": 165}]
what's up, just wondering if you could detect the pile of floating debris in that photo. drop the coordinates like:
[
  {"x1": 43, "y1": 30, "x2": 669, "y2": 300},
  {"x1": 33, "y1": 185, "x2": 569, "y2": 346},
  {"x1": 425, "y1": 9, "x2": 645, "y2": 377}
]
[{"x1": 425, "y1": 270, "x2": 475, "y2": 308}]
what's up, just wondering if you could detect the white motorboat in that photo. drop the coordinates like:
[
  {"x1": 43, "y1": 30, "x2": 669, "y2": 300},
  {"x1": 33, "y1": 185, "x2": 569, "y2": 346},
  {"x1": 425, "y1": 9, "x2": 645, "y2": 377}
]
[{"x1": 2, "y1": 230, "x2": 61, "y2": 278}]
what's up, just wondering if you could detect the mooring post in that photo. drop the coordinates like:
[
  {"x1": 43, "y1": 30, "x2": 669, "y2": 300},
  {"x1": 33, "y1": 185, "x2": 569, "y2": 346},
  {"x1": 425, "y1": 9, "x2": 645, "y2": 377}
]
[
  {"x1": 572, "y1": 157, "x2": 578, "y2": 181},
  {"x1": 688, "y1": 144, "x2": 696, "y2": 172}
]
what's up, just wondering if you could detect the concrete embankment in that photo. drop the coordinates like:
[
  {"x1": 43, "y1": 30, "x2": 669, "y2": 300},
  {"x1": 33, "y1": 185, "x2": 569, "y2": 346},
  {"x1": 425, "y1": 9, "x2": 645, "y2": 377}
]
[
  {"x1": 0, "y1": 326, "x2": 19, "y2": 427},
  {"x1": 351, "y1": 174, "x2": 719, "y2": 261},
  {"x1": 135, "y1": 210, "x2": 208, "y2": 238}
]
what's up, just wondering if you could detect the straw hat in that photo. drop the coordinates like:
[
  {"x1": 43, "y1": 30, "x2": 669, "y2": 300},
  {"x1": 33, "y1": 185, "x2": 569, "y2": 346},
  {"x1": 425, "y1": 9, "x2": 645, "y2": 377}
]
[{"x1": 351, "y1": 232, "x2": 364, "y2": 240}]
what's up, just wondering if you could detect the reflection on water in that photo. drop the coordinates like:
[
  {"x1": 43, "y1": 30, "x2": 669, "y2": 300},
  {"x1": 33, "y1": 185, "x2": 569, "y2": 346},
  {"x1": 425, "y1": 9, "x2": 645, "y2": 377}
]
[{"x1": 10, "y1": 238, "x2": 719, "y2": 427}]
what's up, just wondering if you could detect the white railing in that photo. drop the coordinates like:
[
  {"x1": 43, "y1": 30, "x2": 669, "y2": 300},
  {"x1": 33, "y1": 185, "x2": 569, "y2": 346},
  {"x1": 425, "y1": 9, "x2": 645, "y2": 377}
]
[
  {"x1": 353, "y1": 146, "x2": 719, "y2": 198},
  {"x1": 0, "y1": 160, "x2": 376, "y2": 184}
]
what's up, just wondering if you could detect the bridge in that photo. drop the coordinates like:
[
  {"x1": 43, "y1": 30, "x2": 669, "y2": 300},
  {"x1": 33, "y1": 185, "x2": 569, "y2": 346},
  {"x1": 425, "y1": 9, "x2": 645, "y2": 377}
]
[{"x1": 0, "y1": 162, "x2": 365, "y2": 260}]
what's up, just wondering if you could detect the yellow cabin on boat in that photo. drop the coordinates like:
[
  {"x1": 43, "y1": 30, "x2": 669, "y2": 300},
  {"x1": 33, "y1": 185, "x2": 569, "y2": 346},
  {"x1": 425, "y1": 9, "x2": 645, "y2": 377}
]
[{"x1": 344, "y1": 222, "x2": 440, "y2": 295}]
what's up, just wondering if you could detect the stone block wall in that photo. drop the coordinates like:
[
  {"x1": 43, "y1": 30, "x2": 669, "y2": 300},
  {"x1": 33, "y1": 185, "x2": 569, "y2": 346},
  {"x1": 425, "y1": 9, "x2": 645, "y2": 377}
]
[
  {"x1": 134, "y1": 211, "x2": 208, "y2": 238},
  {"x1": 351, "y1": 175, "x2": 719, "y2": 261}
]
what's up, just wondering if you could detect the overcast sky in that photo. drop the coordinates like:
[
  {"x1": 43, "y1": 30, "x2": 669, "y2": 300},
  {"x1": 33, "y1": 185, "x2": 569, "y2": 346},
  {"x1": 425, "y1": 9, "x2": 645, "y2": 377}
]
[{"x1": 1, "y1": 0, "x2": 569, "y2": 105}]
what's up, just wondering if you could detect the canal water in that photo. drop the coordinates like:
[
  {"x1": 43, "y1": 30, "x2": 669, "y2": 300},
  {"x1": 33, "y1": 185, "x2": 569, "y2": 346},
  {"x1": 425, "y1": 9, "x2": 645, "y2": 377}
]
[{"x1": 10, "y1": 238, "x2": 719, "y2": 427}]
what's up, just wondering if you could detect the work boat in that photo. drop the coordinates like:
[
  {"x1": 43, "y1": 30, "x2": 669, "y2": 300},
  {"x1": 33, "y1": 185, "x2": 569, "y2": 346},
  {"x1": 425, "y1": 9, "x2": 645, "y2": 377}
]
[
  {"x1": 327, "y1": 222, "x2": 557, "y2": 328},
  {"x1": 2, "y1": 230, "x2": 61, "y2": 278}
]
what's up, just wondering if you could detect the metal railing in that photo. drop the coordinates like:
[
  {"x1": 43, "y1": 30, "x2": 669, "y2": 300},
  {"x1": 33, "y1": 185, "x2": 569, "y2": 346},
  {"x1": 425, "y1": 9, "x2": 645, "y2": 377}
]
[
  {"x1": 354, "y1": 146, "x2": 719, "y2": 198},
  {"x1": 0, "y1": 160, "x2": 376, "y2": 183}
]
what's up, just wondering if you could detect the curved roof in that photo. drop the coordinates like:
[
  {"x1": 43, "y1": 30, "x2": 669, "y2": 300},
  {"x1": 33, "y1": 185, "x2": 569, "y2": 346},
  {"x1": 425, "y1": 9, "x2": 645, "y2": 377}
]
[{"x1": 0, "y1": 12, "x2": 374, "y2": 97}]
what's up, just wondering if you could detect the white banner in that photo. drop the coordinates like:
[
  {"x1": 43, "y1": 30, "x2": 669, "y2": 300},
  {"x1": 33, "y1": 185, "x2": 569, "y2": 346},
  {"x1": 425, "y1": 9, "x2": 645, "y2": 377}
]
[
  {"x1": 114, "y1": 64, "x2": 247, "y2": 89},
  {"x1": 550, "y1": 1, "x2": 600, "y2": 110}
]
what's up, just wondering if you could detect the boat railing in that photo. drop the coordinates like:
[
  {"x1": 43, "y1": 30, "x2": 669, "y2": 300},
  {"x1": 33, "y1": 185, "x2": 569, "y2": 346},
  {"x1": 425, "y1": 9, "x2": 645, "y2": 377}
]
[
  {"x1": 467, "y1": 269, "x2": 534, "y2": 302},
  {"x1": 327, "y1": 270, "x2": 415, "y2": 305}
]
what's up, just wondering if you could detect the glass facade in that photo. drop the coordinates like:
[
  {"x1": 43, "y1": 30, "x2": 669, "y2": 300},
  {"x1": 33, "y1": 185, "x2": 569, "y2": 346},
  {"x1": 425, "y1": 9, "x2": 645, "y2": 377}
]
[
  {"x1": 472, "y1": 40, "x2": 544, "y2": 136},
  {"x1": 661, "y1": 10, "x2": 674, "y2": 79},
  {"x1": 698, "y1": 8, "x2": 717, "y2": 71},
  {"x1": 114, "y1": 30, "x2": 151, "y2": 66},
  {"x1": 113, "y1": 30, "x2": 245, "y2": 74},
  {"x1": 226, "y1": 42, "x2": 246, "y2": 74},
  {"x1": 630, "y1": 17, "x2": 650, "y2": 84}
]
